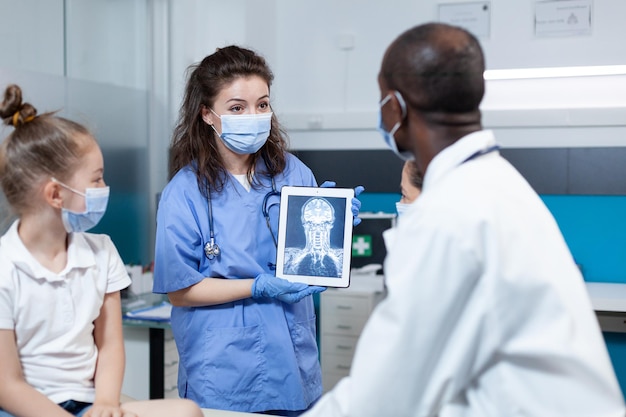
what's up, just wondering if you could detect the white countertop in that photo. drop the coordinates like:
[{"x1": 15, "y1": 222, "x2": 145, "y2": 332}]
[
  {"x1": 201, "y1": 409, "x2": 259, "y2": 416},
  {"x1": 585, "y1": 282, "x2": 626, "y2": 312},
  {"x1": 345, "y1": 273, "x2": 385, "y2": 292}
]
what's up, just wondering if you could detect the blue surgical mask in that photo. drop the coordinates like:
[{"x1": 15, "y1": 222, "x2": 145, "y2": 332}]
[
  {"x1": 210, "y1": 110, "x2": 272, "y2": 154},
  {"x1": 52, "y1": 178, "x2": 110, "y2": 233},
  {"x1": 395, "y1": 201, "x2": 411, "y2": 217},
  {"x1": 377, "y1": 91, "x2": 414, "y2": 161}
]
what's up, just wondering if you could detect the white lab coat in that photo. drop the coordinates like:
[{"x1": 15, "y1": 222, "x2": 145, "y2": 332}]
[{"x1": 304, "y1": 130, "x2": 625, "y2": 417}]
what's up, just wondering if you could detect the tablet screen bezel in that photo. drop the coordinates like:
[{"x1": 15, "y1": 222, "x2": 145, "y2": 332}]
[{"x1": 275, "y1": 186, "x2": 354, "y2": 287}]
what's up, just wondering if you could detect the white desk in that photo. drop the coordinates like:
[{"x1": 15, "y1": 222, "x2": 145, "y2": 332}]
[
  {"x1": 200, "y1": 409, "x2": 260, "y2": 416},
  {"x1": 586, "y1": 282, "x2": 626, "y2": 333},
  {"x1": 122, "y1": 294, "x2": 174, "y2": 400},
  {"x1": 121, "y1": 394, "x2": 259, "y2": 416},
  {"x1": 586, "y1": 282, "x2": 626, "y2": 312}
]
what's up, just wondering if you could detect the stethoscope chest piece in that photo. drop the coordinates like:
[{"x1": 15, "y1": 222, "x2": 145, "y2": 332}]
[{"x1": 204, "y1": 238, "x2": 220, "y2": 260}]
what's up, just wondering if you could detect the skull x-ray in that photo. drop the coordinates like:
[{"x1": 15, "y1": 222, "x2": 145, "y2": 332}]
[{"x1": 282, "y1": 195, "x2": 346, "y2": 278}]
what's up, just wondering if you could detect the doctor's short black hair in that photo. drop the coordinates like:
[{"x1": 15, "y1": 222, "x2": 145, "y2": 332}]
[{"x1": 380, "y1": 22, "x2": 485, "y2": 114}]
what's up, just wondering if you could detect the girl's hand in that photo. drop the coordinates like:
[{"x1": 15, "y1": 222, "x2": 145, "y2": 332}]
[{"x1": 85, "y1": 403, "x2": 138, "y2": 417}]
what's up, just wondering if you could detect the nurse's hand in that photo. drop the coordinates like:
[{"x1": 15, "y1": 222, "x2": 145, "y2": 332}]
[
  {"x1": 320, "y1": 181, "x2": 365, "y2": 226},
  {"x1": 351, "y1": 185, "x2": 364, "y2": 226},
  {"x1": 252, "y1": 274, "x2": 326, "y2": 304}
]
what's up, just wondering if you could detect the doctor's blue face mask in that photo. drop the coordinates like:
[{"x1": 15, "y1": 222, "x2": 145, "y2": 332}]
[
  {"x1": 52, "y1": 178, "x2": 110, "y2": 233},
  {"x1": 210, "y1": 110, "x2": 273, "y2": 155},
  {"x1": 377, "y1": 91, "x2": 414, "y2": 161}
]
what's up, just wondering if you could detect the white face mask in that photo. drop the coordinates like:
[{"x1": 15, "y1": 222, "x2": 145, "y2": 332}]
[
  {"x1": 52, "y1": 178, "x2": 110, "y2": 233},
  {"x1": 210, "y1": 110, "x2": 273, "y2": 154},
  {"x1": 395, "y1": 201, "x2": 411, "y2": 217}
]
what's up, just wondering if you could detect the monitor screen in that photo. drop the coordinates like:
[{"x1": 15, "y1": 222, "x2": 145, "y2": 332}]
[{"x1": 350, "y1": 212, "x2": 396, "y2": 274}]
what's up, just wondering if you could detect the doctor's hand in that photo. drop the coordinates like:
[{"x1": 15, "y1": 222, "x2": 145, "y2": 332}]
[
  {"x1": 320, "y1": 181, "x2": 365, "y2": 226},
  {"x1": 252, "y1": 274, "x2": 326, "y2": 304}
]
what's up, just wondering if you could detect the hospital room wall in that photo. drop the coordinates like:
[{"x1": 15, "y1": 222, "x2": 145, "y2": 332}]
[
  {"x1": 167, "y1": 0, "x2": 626, "y2": 284},
  {"x1": 2, "y1": 0, "x2": 623, "y2": 274},
  {"x1": 0, "y1": 0, "x2": 169, "y2": 264},
  {"x1": 0, "y1": 0, "x2": 170, "y2": 264},
  {"x1": 191, "y1": 0, "x2": 626, "y2": 282}
]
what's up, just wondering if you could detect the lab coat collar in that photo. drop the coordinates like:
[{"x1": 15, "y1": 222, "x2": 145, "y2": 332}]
[
  {"x1": 1, "y1": 219, "x2": 97, "y2": 283},
  {"x1": 423, "y1": 130, "x2": 498, "y2": 190}
]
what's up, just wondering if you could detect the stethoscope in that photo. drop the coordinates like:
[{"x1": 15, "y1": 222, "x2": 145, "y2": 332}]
[
  {"x1": 262, "y1": 176, "x2": 281, "y2": 248},
  {"x1": 203, "y1": 181, "x2": 221, "y2": 260},
  {"x1": 461, "y1": 144, "x2": 500, "y2": 164},
  {"x1": 203, "y1": 176, "x2": 280, "y2": 260}
]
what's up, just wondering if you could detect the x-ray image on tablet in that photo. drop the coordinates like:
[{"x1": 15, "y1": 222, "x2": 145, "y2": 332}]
[{"x1": 276, "y1": 186, "x2": 353, "y2": 287}]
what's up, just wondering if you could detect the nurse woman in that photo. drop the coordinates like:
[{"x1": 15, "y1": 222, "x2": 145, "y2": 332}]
[{"x1": 153, "y1": 46, "x2": 361, "y2": 415}]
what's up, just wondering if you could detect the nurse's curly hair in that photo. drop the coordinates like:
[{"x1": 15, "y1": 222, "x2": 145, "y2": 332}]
[
  {"x1": 170, "y1": 45, "x2": 289, "y2": 194},
  {"x1": 0, "y1": 84, "x2": 93, "y2": 214}
]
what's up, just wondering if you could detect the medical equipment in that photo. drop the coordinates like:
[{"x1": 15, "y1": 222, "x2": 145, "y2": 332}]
[
  {"x1": 462, "y1": 144, "x2": 500, "y2": 164},
  {"x1": 209, "y1": 111, "x2": 273, "y2": 154},
  {"x1": 203, "y1": 176, "x2": 279, "y2": 260},
  {"x1": 204, "y1": 183, "x2": 221, "y2": 260},
  {"x1": 275, "y1": 186, "x2": 354, "y2": 287},
  {"x1": 261, "y1": 176, "x2": 280, "y2": 247}
]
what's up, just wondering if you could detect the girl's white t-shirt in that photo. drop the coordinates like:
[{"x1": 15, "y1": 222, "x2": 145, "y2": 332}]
[{"x1": 0, "y1": 220, "x2": 131, "y2": 404}]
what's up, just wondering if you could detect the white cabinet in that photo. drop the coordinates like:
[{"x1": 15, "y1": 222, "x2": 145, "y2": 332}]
[
  {"x1": 320, "y1": 284, "x2": 385, "y2": 392},
  {"x1": 163, "y1": 330, "x2": 180, "y2": 398},
  {"x1": 122, "y1": 326, "x2": 180, "y2": 399},
  {"x1": 122, "y1": 327, "x2": 151, "y2": 400},
  {"x1": 586, "y1": 282, "x2": 626, "y2": 333}
]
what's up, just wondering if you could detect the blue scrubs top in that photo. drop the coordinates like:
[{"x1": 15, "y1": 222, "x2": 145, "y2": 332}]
[{"x1": 153, "y1": 153, "x2": 322, "y2": 412}]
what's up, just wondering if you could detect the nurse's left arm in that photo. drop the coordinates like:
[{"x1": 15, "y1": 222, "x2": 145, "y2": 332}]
[
  {"x1": 168, "y1": 274, "x2": 324, "y2": 307},
  {"x1": 167, "y1": 277, "x2": 255, "y2": 307}
]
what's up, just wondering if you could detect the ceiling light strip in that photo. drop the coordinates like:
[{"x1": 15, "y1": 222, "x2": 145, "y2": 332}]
[{"x1": 484, "y1": 65, "x2": 626, "y2": 80}]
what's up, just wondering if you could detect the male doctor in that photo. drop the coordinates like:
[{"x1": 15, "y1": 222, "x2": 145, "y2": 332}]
[{"x1": 302, "y1": 22, "x2": 625, "y2": 417}]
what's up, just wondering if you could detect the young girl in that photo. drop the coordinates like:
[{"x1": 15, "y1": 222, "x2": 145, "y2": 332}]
[{"x1": 0, "y1": 84, "x2": 203, "y2": 417}]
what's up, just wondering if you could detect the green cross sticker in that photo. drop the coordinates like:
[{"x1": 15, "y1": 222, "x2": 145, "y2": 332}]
[{"x1": 352, "y1": 235, "x2": 372, "y2": 257}]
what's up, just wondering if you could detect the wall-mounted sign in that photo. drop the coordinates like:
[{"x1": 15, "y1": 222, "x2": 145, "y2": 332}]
[
  {"x1": 438, "y1": 2, "x2": 491, "y2": 39},
  {"x1": 535, "y1": 0, "x2": 593, "y2": 37}
]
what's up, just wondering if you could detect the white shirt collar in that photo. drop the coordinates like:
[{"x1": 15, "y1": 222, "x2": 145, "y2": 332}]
[
  {"x1": 1, "y1": 220, "x2": 97, "y2": 282},
  {"x1": 422, "y1": 130, "x2": 498, "y2": 190}
]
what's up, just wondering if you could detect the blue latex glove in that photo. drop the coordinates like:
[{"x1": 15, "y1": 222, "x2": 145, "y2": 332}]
[
  {"x1": 252, "y1": 274, "x2": 326, "y2": 304},
  {"x1": 319, "y1": 180, "x2": 336, "y2": 188},
  {"x1": 320, "y1": 181, "x2": 365, "y2": 226}
]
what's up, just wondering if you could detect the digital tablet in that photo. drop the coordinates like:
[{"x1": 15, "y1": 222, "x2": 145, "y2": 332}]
[{"x1": 275, "y1": 186, "x2": 354, "y2": 287}]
